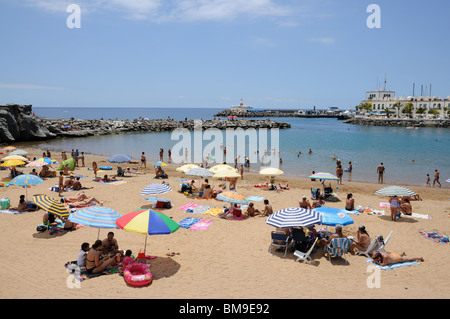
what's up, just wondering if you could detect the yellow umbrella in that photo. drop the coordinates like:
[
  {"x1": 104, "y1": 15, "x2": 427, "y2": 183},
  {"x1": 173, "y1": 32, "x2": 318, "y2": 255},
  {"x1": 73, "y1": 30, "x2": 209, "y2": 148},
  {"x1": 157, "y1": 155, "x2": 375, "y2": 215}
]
[
  {"x1": 209, "y1": 164, "x2": 236, "y2": 174},
  {"x1": 213, "y1": 170, "x2": 241, "y2": 178},
  {"x1": 176, "y1": 164, "x2": 200, "y2": 173},
  {"x1": 2, "y1": 155, "x2": 28, "y2": 161},
  {"x1": 0, "y1": 160, "x2": 25, "y2": 167},
  {"x1": 259, "y1": 167, "x2": 284, "y2": 175}
]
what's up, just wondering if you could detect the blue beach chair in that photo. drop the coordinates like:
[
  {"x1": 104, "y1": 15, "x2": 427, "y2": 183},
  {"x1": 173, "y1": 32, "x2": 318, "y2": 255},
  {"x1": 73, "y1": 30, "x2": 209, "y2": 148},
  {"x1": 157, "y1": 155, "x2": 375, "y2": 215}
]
[{"x1": 324, "y1": 237, "x2": 352, "y2": 264}]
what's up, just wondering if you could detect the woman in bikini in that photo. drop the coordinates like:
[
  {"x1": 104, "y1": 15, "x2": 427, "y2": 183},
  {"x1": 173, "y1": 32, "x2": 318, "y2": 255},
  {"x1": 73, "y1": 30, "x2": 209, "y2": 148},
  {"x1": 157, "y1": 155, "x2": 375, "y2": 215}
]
[
  {"x1": 85, "y1": 240, "x2": 117, "y2": 274},
  {"x1": 372, "y1": 251, "x2": 424, "y2": 266},
  {"x1": 389, "y1": 195, "x2": 400, "y2": 221}
]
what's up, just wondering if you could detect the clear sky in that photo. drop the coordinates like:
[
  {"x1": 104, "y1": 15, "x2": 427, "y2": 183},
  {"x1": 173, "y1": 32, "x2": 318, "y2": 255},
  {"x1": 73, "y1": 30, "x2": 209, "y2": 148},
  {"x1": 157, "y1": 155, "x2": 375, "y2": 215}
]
[{"x1": 0, "y1": 0, "x2": 449, "y2": 109}]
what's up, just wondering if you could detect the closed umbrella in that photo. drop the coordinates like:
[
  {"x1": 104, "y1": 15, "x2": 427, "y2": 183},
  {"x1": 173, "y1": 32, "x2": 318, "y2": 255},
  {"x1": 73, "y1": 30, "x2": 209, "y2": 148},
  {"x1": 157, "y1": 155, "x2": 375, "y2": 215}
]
[
  {"x1": 375, "y1": 186, "x2": 416, "y2": 197},
  {"x1": 313, "y1": 207, "x2": 354, "y2": 226},
  {"x1": 69, "y1": 206, "x2": 122, "y2": 239},
  {"x1": 33, "y1": 195, "x2": 70, "y2": 217},
  {"x1": 266, "y1": 207, "x2": 321, "y2": 228},
  {"x1": 9, "y1": 174, "x2": 44, "y2": 200},
  {"x1": 116, "y1": 209, "x2": 179, "y2": 255},
  {"x1": 107, "y1": 154, "x2": 132, "y2": 163}
]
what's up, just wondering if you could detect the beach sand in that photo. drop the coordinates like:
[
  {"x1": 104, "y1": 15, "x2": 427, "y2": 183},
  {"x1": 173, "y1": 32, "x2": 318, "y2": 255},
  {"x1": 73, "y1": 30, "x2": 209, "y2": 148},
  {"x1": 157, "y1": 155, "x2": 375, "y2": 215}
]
[{"x1": 0, "y1": 146, "x2": 449, "y2": 299}]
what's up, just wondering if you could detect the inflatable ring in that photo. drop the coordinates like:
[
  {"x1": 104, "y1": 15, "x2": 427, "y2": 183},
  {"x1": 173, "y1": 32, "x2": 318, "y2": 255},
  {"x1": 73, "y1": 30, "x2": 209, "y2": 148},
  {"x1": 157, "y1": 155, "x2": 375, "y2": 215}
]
[
  {"x1": 123, "y1": 263, "x2": 152, "y2": 287},
  {"x1": 99, "y1": 166, "x2": 113, "y2": 170}
]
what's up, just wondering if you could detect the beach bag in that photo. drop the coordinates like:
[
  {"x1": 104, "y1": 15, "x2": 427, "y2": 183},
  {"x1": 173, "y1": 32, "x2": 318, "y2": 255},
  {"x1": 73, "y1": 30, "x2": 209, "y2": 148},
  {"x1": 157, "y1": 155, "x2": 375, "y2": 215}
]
[{"x1": 36, "y1": 225, "x2": 47, "y2": 232}]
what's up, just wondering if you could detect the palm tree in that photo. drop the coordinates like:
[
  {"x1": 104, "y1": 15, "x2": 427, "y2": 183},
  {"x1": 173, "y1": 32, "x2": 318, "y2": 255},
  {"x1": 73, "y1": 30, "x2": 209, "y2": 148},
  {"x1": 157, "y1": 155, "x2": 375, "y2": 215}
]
[
  {"x1": 392, "y1": 101, "x2": 402, "y2": 118},
  {"x1": 402, "y1": 102, "x2": 414, "y2": 118}
]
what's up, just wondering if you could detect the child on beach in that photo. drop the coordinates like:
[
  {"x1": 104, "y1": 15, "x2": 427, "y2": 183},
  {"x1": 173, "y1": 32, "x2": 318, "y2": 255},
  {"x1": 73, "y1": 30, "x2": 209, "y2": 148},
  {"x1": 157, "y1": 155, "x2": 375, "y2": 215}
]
[{"x1": 120, "y1": 250, "x2": 135, "y2": 271}]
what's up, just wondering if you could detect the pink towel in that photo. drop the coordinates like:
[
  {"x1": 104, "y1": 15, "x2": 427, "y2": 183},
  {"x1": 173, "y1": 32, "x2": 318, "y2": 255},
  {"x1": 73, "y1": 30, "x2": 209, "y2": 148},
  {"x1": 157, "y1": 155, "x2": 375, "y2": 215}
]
[
  {"x1": 190, "y1": 219, "x2": 212, "y2": 231},
  {"x1": 380, "y1": 202, "x2": 390, "y2": 208},
  {"x1": 176, "y1": 203, "x2": 201, "y2": 210}
]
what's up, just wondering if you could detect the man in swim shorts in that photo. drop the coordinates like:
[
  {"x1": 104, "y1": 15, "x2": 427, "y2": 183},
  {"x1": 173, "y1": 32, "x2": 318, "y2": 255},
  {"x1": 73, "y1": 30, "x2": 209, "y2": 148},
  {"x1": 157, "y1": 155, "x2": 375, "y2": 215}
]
[
  {"x1": 377, "y1": 163, "x2": 385, "y2": 184},
  {"x1": 372, "y1": 251, "x2": 424, "y2": 266},
  {"x1": 433, "y1": 169, "x2": 441, "y2": 188}
]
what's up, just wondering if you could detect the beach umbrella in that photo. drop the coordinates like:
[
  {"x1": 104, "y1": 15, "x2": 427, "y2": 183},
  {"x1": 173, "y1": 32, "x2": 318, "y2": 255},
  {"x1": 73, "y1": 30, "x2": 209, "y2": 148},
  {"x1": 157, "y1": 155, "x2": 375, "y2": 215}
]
[
  {"x1": 308, "y1": 172, "x2": 339, "y2": 180},
  {"x1": 57, "y1": 158, "x2": 75, "y2": 171},
  {"x1": 213, "y1": 170, "x2": 241, "y2": 178},
  {"x1": 176, "y1": 164, "x2": 200, "y2": 173},
  {"x1": 69, "y1": 206, "x2": 122, "y2": 239},
  {"x1": 34, "y1": 157, "x2": 58, "y2": 164},
  {"x1": 0, "y1": 159, "x2": 25, "y2": 167},
  {"x1": 116, "y1": 209, "x2": 179, "y2": 254},
  {"x1": 185, "y1": 167, "x2": 214, "y2": 178},
  {"x1": 107, "y1": 154, "x2": 132, "y2": 163},
  {"x1": 9, "y1": 149, "x2": 28, "y2": 156},
  {"x1": 375, "y1": 186, "x2": 416, "y2": 197},
  {"x1": 152, "y1": 161, "x2": 167, "y2": 166},
  {"x1": 26, "y1": 161, "x2": 50, "y2": 167},
  {"x1": 33, "y1": 195, "x2": 70, "y2": 217},
  {"x1": 259, "y1": 167, "x2": 284, "y2": 175},
  {"x1": 266, "y1": 207, "x2": 321, "y2": 228},
  {"x1": 216, "y1": 191, "x2": 248, "y2": 205},
  {"x1": 2, "y1": 155, "x2": 28, "y2": 161},
  {"x1": 9, "y1": 174, "x2": 44, "y2": 200},
  {"x1": 140, "y1": 183, "x2": 172, "y2": 196},
  {"x1": 209, "y1": 164, "x2": 236, "y2": 174},
  {"x1": 313, "y1": 207, "x2": 354, "y2": 227},
  {"x1": 2, "y1": 146, "x2": 16, "y2": 153}
]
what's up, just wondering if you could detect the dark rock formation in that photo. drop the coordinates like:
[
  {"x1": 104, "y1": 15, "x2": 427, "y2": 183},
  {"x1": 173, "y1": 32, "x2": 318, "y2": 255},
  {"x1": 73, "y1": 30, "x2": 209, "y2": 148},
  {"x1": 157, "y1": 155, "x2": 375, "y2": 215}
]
[{"x1": 344, "y1": 117, "x2": 450, "y2": 128}]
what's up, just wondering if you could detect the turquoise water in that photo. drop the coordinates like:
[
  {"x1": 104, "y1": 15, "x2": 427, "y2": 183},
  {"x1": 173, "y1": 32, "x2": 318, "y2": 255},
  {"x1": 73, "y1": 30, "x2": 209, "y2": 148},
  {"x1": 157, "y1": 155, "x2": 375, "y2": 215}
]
[{"x1": 32, "y1": 107, "x2": 450, "y2": 186}]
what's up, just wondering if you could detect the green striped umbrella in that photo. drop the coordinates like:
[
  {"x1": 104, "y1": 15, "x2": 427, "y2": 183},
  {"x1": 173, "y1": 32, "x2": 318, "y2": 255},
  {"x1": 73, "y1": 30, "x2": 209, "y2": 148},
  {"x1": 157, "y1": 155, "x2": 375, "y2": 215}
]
[{"x1": 33, "y1": 194, "x2": 70, "y2": 217}]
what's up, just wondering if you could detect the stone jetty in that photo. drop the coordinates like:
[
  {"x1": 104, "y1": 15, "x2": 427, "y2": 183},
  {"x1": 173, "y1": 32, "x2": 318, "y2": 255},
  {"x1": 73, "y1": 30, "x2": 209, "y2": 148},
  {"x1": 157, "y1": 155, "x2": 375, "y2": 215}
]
[
  {"x1": 344, "y1": 117, "x2": 450, "y2": 128},
  {"x1": 0, "y1": 104, "x2": 291, "y2": 143},
  {"x1": 214, "y1": 109, "x2": 339, "y2": 118}
]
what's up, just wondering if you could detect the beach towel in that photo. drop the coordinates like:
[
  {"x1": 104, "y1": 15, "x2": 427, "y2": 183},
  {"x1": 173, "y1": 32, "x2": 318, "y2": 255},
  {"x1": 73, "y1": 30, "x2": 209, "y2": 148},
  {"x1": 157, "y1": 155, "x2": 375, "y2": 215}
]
[
  {"x1": 176, "y1": 203, "x2": 200, "y2": 210},
  {"x1": 98, "y1": 180, "x2": 126, "y2": 185},
  {"x1": 408, "y1": 213, "x2": 431, "y2": 220},
  {"x1": 178, "y1": 217, "x2": 201, "y2": 229},
  {"x1": 380, "y1": 202, "x2": 390, "y2": 208},
  {"x1": 189, "y1": 205, "x2": 213, "y2": 214},
  {"x1": 364, "y1": 258, "x2": 419, "y2": 270},
  {"x1": 340, "y1": 208, "x2": 359, "y2": 215},
  {"x1": 419, "y1": 231, "x2": 449, "y2": 244},
  {"x1": 190, "y1": 219, "x2": 212, "y2": 231},
  {"x1": 64, "y1": 261, "x2": 116, "y2": 281},
  {"x1": 245, "y1": 196, "x2": 264, "y2": 202},
  {"x1": 203, "y1": 207, "x2": 223, "y2": 216},
  {"x1": 0, "y1": 209, "x2": 24, "y2": 214}
]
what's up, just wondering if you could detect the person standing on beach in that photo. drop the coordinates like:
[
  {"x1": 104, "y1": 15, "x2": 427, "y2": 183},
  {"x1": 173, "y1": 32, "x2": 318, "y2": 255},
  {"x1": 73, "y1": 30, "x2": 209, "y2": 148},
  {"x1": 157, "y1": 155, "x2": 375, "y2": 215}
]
[
  {"x1": 80, "y1": 152, "x2": 85, "y2": 167},
  {"x1": 336, "y1": 165, "x2": 343, "y2": 185},
  {"x1": 433, "y1": 169, "x2": 441, "y2": 187},
  {"x1": 426, "y1": 174, "x2": 431, "y2": 187},
  {"x1": 159, "y1": 148, "x2": 164, "y2": 161},
  {"x1": 58, "y1": 171, "x2": 64, "y2": 197},
  {"x1": 140, "y1": 152, "x2": 146, "y2": 168},
  {"x1": 377, "y1": 163, "x2": 385, "y2": 184}
]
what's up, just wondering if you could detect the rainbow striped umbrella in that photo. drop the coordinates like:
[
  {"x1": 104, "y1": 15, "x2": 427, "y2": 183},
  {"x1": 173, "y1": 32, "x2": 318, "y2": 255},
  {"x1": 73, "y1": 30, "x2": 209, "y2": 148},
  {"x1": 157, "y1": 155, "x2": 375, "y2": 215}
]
[
  {"x1": 116, "y1": 209, "x2": 179, "y2": 254},
  {"x1": 33, "y1": 195, "x2": 70, "y2": 217},
  {"x1": 26, "y1": 161, "x2": 49, "y2": 167},
  {"x1": 69, "y1": 206, "x2": 122, "y2": 239},
  {"x1": 309, "y1": 172, "x2": 339, "y2": 180}
]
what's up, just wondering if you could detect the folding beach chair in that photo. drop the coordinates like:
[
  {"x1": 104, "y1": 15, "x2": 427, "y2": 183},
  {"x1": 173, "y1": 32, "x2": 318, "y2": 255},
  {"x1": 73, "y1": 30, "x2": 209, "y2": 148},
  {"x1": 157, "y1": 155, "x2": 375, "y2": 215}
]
[
  {"x1": 294, "y1": 237, "x2": 318, "y2": 264},
  {"x1": 324, "y1": 237, "x2": 352, "y2": 264},
  {"x1": 269, "y1": 231, "x2": 290, "y2": 258},
  {"x1": 356, "y1": 235, "x2": 385, "y2": 258}
]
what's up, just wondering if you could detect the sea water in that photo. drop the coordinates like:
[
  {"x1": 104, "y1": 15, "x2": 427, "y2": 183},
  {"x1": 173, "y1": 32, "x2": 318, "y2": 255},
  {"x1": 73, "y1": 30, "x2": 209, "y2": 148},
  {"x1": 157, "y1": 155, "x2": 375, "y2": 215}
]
[{"x1": 32, "y1": 107, "x2": 450, "y2": 186}]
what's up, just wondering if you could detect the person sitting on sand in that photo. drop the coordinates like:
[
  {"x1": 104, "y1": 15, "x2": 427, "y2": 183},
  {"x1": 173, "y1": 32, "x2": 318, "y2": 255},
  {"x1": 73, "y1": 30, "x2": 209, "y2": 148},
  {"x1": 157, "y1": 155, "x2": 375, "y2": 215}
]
[
  {"x1": 102, "y1": 232, "x2": 124, "y2": 257},
  {"x1": 64, "y1": 175, "x2": 75, "y2": 190},
  {"x1": 201, "y1": 185, "x2": 214, "y2": 199},
  {"x1": 43, "y1": 212, "x2": 59, "y2": 227},
  {"x1": 371, "y1": 251, "x2": 424, "y2": 266},
  {"x1": 299, "y1": 196, "x2": 312, "y2": 209},
  {"x1": 39, "y1": 166, "x2": 54, "y2": 178},
  {"x1": 17, "y1": 198, "x2": 35, "y2": 213},
  {"x1": 349, "y1": 226, "x2": 370, "y2": 253},
  {"x1": 320, "y1": 225, "x2": 347, "y2": 247},
  {"x1": 312, "y1": 195, "x2": 325, "y2": 208},
  {"x1": 85, "y1": 240, "x2": 118, "y2": 274},
  {"x1": 262, "y1": 199, "x2": 273, "y2": 216},
  {"x1": 62, "y1": 216, "x2": 77, "y2": 231},
  {"x1": 30, "y1": 169, "x2": 38, "y2": 176},
  {"x1": 63, "y1": 164, "x2": 70, "y2": 176},
  {"x1": 400, "y1": 198, "x2": 413, "y2": 216},
  {"x1": 246, "y1": 202, "x2": 261, "y2": 217},
  {"x1": 77, "y1": 242, "x2": 90, "y2": 267},
  {"x1": 345, "y1": 193, "x2": 355, "y2": 211},
  {"x1": 121, "y1": 250, "x2": 135, "y2": 269}
]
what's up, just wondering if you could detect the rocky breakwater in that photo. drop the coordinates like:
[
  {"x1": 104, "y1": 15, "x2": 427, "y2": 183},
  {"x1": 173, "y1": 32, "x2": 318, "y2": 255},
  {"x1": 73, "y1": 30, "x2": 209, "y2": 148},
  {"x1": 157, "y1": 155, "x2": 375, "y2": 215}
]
[
  {"x1": 0, "y1": 104, "x2": 56, "y2": 143},
  {"x1": 37, "y1": 117, "x2": 290, "y2": 140},
  {"x1": 344, "y1": 117, "x2": 450, "y2": 128}
]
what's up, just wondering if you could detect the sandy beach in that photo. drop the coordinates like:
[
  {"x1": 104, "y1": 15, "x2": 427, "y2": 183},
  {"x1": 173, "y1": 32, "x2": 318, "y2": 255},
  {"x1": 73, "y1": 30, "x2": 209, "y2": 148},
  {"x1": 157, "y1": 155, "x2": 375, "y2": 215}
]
[{"x1": 0, "y1": 146, "x2": 449, "y2": 299}]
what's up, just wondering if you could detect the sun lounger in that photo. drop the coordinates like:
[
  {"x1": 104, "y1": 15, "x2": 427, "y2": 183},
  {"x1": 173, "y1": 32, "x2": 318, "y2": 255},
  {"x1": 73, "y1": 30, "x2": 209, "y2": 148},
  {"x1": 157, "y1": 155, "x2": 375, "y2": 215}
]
[{"x1": 294, "y1": 237, "x2": 318, "y2": 264}]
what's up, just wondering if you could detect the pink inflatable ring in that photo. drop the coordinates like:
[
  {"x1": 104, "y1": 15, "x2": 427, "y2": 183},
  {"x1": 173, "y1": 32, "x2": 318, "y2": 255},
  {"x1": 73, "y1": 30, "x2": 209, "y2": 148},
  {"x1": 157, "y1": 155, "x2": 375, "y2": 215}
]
[{"x1": 123, "y1": 263, "x2": 153, "y2": 287}]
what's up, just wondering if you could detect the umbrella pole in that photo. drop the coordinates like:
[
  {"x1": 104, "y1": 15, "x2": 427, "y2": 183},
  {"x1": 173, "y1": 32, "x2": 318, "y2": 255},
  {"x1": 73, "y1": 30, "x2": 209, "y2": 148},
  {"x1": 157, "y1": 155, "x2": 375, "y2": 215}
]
[
  {"x1": 97, "y1": 228, "x2": 100, "y2": 240},
  {"x1": 144, "y1": 233, "x2": 148, "y2": 256}
]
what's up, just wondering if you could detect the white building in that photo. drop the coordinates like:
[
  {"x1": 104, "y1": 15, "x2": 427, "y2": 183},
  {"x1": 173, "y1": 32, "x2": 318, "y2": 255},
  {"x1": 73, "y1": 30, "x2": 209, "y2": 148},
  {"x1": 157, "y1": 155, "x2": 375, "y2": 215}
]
[
  {"x1": 362, "y1": 88, "x2": 450, "y2": 118},
  {"x1": 230, "y1": 98, "x2": 252, "y2": 111}
]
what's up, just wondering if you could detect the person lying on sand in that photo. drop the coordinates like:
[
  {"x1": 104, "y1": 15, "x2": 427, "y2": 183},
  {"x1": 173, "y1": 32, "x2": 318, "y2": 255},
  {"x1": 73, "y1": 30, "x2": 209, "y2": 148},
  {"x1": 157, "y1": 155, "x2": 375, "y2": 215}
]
[
  {"x1": 371, "y1": 251, "x2": 424, "y2": 266},
  {"x1": 64, "y1": 193, "x2": 99, "y2": 206}
]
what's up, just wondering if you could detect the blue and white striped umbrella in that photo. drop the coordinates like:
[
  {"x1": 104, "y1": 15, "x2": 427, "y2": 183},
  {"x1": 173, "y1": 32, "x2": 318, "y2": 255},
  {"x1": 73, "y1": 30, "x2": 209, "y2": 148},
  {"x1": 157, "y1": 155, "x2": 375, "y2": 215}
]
[
  {"x1": 185, "y1": 167, "x2": 214, "y2": 177},
  {"x1": 140, "y1": 183, "x2": 172, "y2": 196},
  {"x1": 266, "y1": 207, "x2": 322, "y2": 228},
  {"x1": 375, "y1": 186, "x2": 416, "y2": 196},
  {"x1": 69, "y1": 206, "x2": 122, "y2": 239}
]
